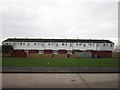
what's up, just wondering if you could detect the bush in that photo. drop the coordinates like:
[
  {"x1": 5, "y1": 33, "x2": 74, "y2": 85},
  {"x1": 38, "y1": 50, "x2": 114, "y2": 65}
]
[{"x1": 2, "y1": 44, "x2": 13, "y2": 53}]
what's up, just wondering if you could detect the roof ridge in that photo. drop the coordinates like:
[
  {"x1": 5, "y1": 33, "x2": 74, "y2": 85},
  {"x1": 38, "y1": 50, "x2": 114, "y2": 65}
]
[{"x1": 2, "y1": 38, "x2": 114, "y2": 43}]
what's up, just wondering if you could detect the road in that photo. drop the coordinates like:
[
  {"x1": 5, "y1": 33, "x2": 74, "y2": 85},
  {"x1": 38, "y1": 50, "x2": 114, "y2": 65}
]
[
  {"x1": 2, "y1": 67, "x2": 118, "y2": 73},
  {"x1": 2, "y1": 73, "x2": 119, "y2": 88}
]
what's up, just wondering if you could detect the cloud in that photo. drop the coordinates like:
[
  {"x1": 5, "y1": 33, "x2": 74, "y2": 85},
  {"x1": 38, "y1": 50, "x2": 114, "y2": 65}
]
[{"x1": 1, "y1": 0, "x2": 118, "y2": 45}]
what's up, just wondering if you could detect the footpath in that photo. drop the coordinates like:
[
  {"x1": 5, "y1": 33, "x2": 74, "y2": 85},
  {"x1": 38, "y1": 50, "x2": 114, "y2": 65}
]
[{"x1": 2, "y1": 73, "x2": 118, "y2": 88}]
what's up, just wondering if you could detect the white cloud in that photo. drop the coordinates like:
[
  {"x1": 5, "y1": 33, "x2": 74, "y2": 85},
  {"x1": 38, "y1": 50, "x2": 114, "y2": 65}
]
[{"x1": 1, "y1": 0, "x2": 118, "y2": 45}]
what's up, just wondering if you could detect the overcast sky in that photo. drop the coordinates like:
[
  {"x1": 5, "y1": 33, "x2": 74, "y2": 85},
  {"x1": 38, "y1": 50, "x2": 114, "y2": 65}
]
[{"x1": 0, "y1": 0, "x2": 118, "y2": 45}]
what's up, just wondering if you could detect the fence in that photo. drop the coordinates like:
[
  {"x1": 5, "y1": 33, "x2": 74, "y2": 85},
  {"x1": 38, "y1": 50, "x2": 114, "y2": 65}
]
[
  {"x1": 75, "y1": 52, "x2": 92, "y2": 58},
  {"x1": 27, "y1": 54, "x2": 52, "y2": 58},
  {"x1": 54, "y1": 54, "x2": 67, "y2": 58},
  {"x1": 112, "y1": 52, "x2": 120, "y2": 58},
  {"x1": 2, "y1": 52, "x2": 120, "y2": 58},
  {"x1": 68, "y1": 54, "x2": 75, "y2": 58},
  {"x1": 2, "y1": 53, "x2": 11, "y2": 57}
]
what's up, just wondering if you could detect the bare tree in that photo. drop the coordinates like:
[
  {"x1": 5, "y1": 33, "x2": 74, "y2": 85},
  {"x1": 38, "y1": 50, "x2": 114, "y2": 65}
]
[{"x1": 114, "y1": 45, "x2": 120, "y2": 52}]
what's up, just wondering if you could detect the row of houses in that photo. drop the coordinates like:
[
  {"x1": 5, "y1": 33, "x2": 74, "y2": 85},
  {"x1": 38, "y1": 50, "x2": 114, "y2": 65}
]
[{"x1": 2, "y1": 38, "x2": 114, "y2": 58}]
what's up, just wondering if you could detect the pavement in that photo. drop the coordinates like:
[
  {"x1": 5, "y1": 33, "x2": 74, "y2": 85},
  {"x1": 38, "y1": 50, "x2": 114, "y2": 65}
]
[
  {"x1": 2, "y1": 73, "x2": 119, "y2": 88},
  {"x1": 2, "y1": 67, "x2": 119, "y2": 73}
]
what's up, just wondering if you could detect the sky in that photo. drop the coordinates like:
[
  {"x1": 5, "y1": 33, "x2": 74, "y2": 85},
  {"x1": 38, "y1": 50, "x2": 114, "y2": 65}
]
[{"x1": 0, "y1": 0, "x2": 119, "y2": 45}]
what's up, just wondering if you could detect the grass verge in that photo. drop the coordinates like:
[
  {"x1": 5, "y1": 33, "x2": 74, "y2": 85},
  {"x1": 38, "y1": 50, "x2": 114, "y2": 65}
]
[{"x1": 2, "y1": 57, "x2": 118, "y2": 67}]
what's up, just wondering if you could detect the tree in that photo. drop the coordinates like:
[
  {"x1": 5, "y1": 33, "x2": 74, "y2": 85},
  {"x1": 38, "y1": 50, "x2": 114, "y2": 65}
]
[
  {"x1": 114, "y1": 45, "x2": 120, "y2": 52},
  {"x1": 2, "y1": 44, "x2": 13, "y2": 53}
]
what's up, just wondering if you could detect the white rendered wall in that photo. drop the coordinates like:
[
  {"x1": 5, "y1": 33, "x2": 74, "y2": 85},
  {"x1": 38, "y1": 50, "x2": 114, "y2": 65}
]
[
  {"x1": 3, "y1": 42, "x2": 114, "y2": 51},
  {"x1": 97, "y1": 43, "x2": 114, "y2": 51}
]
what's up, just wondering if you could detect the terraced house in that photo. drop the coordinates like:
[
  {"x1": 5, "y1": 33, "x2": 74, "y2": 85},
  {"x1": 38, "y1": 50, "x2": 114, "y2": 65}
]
[{"x1": 2, "y1": 38, "x2": 114, "y2": 58}]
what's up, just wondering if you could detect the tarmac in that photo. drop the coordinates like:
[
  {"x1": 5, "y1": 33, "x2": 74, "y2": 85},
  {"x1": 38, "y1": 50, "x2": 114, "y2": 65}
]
[
  {"x1": 2, "y1": 67, "x2": 118, "y2": 73},
  {"x1": 2, "y1": 73, "x2": 119, "y2": 88}
]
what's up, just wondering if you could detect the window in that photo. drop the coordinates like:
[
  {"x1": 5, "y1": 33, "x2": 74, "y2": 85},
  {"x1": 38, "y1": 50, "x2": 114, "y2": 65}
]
[
  {"x1": 62, "y1": 43, "x2": 64, "y2": 45},
  {"x1": 23, "y1": 43, "x2": 25, "y2": 45},
  {"x1": 41, "y1": 43, "x2": 44, "y2": 46},
  {"x1": 34, "y1": 43, "x2": 36, "y2": 45},
  {"x1": 20, "y1": 43, "x2": 22, "y2": 45},
  {"x1": 70, "y1": 43, "x2": 72, "y2": 47},
  {"x1": 53, "y1": 50, "x2": 58, "y2": 54},
  {"x1": 48, "y1": 43, "x2": 50, "y2": 45},
  {"x1": 89, "y1": 44, "x2": 92, "y2": 46},
  {"x1": 66, "y1": 43, "x2": 67, "y2": 46},
  {"x1": 79, "y1": 44, "x2": 81, "y2": 45},
  {"x1": 5, "y1": 43, "x2": 8, "y2": 45},
  {"x1": 56, "y1": 43, "x2": 58, "y2": 46},
  {"x1": 38, "y1": 51, "x2": 44, "y2": 54},
  {"x1": 96, "y1": 44, "x2": 99, "y2": 47},
  {"x1": 110, "y1": 44, "x2": 113, "y2": 47},
  {"x1": 67, "y1": 50, "x2": 72, "y2": 54},
  {"x1": 28, "y1": 43, "x2": 30, "y2": 46},
  {"x1": 6, "y1": 43, "x2": 10, "y2": 45},
  {"x1": 13, "y1": 43, "x2": 16, "y2": 45},
  {"x1": 83, "y1": 44, "x2": 86, "y2": 47},
  {"x1": 103, "y1": 44, "x2": 105, "y2": 46},
  {"x1": 76, "y1": 43, "x2": 78, "y2": 45}
]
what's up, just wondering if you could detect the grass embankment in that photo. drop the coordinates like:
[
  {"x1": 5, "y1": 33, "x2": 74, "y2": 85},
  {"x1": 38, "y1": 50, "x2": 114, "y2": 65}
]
[{"x1": 2, "y1": 57, "x2": 118, "y2": 67}]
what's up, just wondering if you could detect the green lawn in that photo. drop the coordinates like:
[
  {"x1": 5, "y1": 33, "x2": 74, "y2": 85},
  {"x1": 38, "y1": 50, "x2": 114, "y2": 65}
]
[{"x1": 2, "y1": 57, "x2": 118, "y2": 67}]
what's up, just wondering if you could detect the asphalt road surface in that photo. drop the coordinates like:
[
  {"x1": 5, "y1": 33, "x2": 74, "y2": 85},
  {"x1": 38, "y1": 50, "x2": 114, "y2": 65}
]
[
  {"x1": 2, "y1": 67, "x2": 118, "y2": 73},
  {"x1": 2, "y1": 73, "x2": 119, "y2": 88}
]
